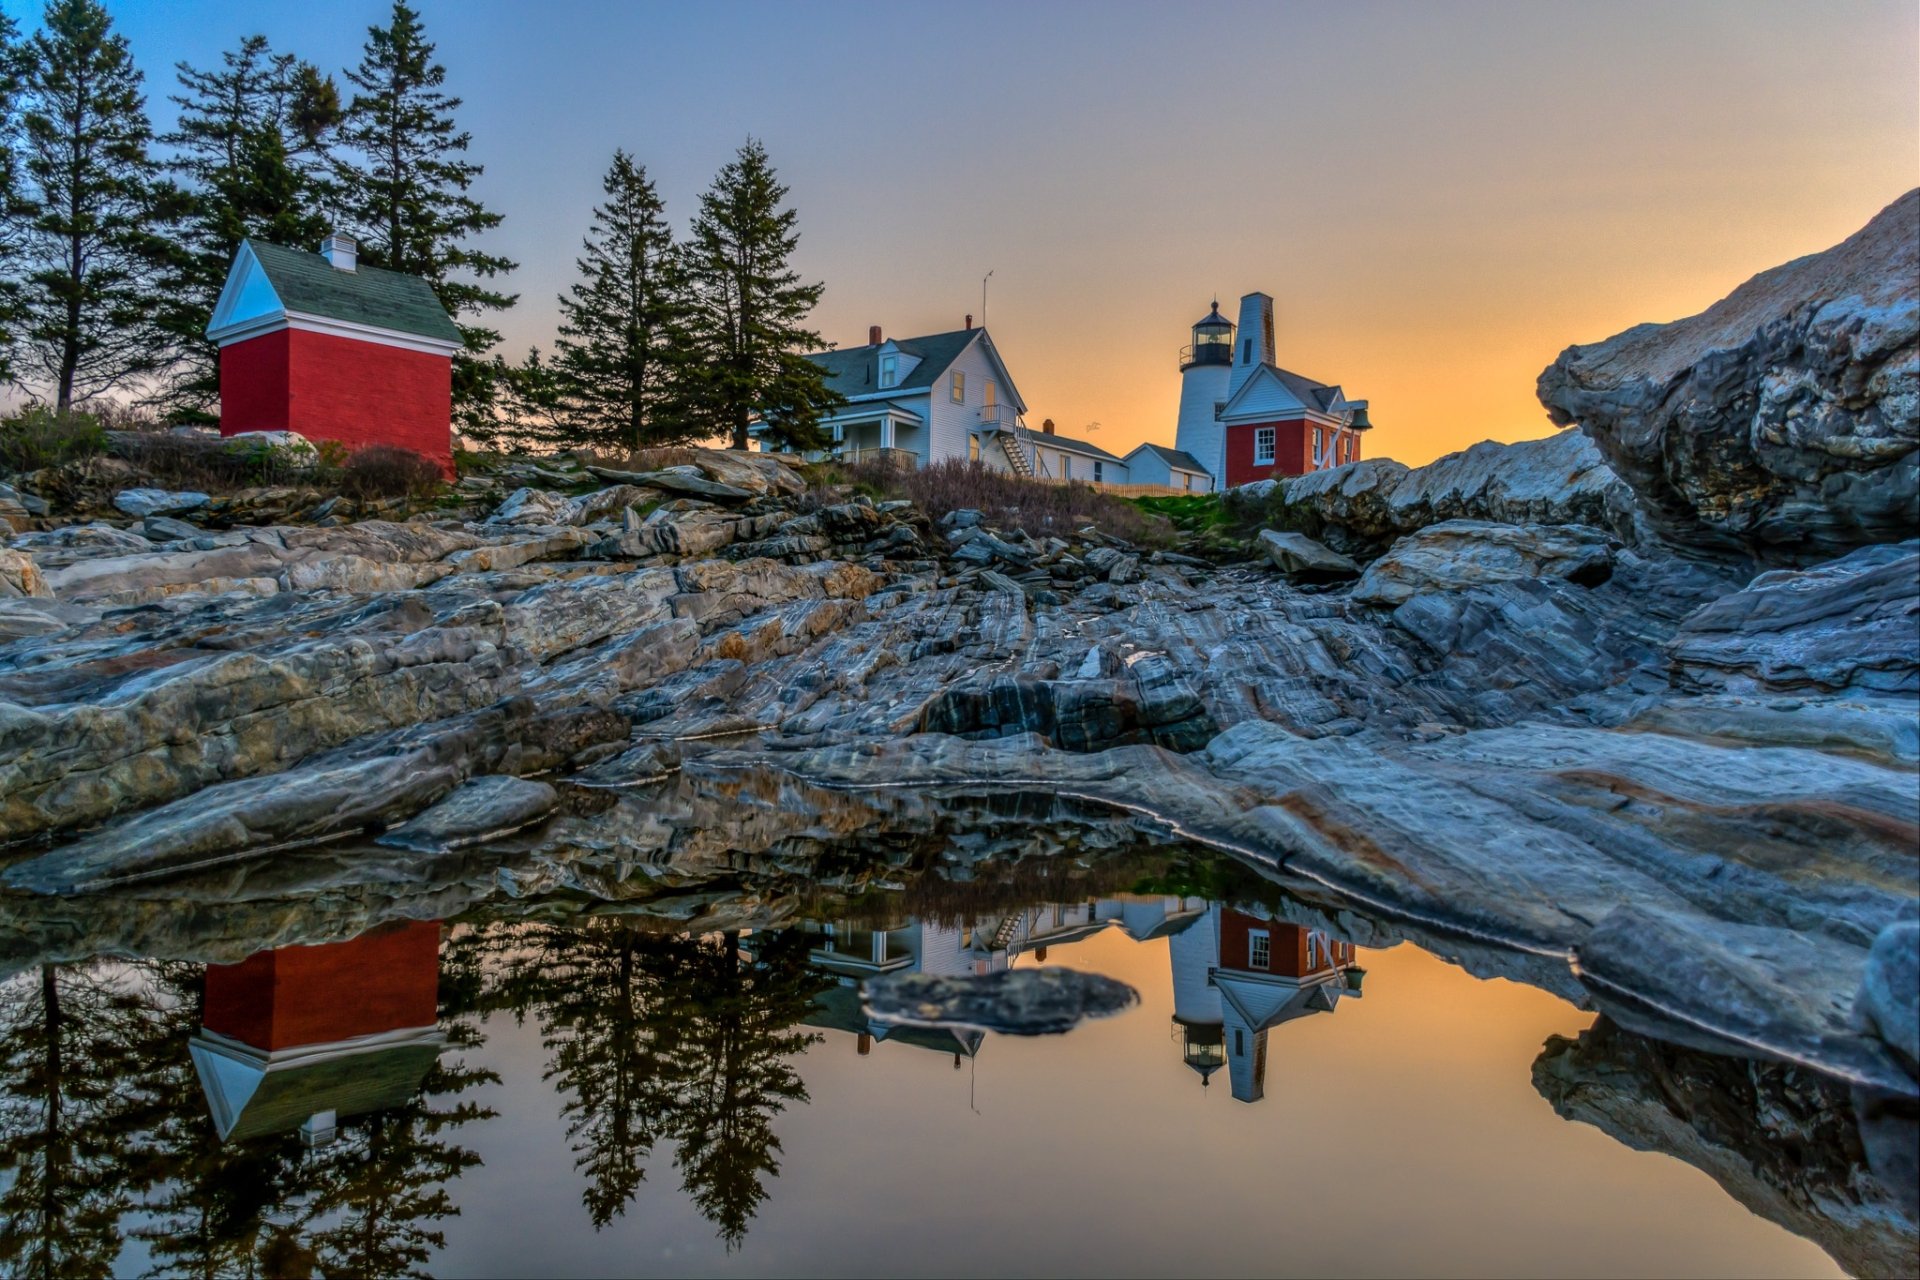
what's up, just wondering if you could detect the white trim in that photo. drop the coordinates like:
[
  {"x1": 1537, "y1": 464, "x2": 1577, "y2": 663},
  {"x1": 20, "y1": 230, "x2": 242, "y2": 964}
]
[
  {"x1": 210, "y1": 310, "x2": 461, "y2": 356},
  {"x1": 1253, "y1": 426, "x2": 1277, "y2": 465},
  {"x1": 1248, "y1": 928, "x2": 1271, "y2": 970}
]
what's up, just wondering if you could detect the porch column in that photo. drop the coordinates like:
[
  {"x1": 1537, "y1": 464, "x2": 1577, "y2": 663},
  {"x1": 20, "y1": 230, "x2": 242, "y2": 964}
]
[{"x1": 881, "y1": 415, "x2": 894, "y2": 450}]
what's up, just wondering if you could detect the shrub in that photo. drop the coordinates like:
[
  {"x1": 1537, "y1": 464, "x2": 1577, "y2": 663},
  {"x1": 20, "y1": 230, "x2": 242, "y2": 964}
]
[
  {"x1": 340, "y1": 445, "x2": 445, "y2": 501},
  {"x1": 817, "y1": 458, "x2": 1177, "y2": 547},
  {"x1": 117, "y1": 431, "x2": 321, "y2": 490},
  {"x1": 0, "y1": 407, "x2": 109, "y2": 474}
]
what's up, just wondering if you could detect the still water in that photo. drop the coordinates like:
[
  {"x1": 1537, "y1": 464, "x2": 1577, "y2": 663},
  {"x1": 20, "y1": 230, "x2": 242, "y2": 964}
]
[{"x1": 0, "y1": 871, "x2": 1868, "y2": 1279}]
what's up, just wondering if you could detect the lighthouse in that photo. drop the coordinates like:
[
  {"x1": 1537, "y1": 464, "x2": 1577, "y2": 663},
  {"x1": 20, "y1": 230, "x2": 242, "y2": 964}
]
[
  {"x1": 1172, "y1": 301, "x2": 1235, "y2": 482},
  {"x1": 1171, "y1": 289, "x2": 1375, "y2": 489}
]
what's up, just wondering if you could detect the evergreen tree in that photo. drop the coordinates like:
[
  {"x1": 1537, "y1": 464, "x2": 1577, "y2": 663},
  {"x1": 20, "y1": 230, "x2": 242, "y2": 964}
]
[
  {"x1": 551, "y1": 150, "x2": 693, "y2": 453},
  {"x1": 661, "y1": 931, "x2": 826, "y2": 1250},
  {"x1": 157, "y1": 35, "x2": 342, "y2": 418},
  {"x1": 0, "y1": 964, "x2": 157, "y2": 1278},
  {"x1": 122, "y1": 962, "x2": 311, "y2": 1280},
  {"x1": 535, "y1": 920, "x2": 686, "y2": 1227},
  {"x1": 17, "y1": 0, "x2": 178, "y2": 410},
  {"x1": 0, "y1": 15, "x2": 29, "y2": 385},
  {"x1": 682, "y1": 139, "x2": 839, "y2": 452},
  {"x1": 335, "y1": 1, "x2": 515, "y2": 436},
  {"x1": 491, "y1": 346, "x2": 567, "y2": 447}
]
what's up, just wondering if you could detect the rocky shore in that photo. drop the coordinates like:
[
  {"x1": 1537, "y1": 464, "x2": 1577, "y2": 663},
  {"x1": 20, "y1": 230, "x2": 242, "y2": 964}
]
[{"x1": 2, "y1": 192, "x2": 1915, "y2": 1261}]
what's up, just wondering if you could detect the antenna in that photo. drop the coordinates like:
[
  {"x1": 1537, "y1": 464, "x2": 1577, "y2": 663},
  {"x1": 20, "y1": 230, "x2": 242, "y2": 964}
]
[{"x1": 982, "y1": 269, "x2": 994, "y2": 329}]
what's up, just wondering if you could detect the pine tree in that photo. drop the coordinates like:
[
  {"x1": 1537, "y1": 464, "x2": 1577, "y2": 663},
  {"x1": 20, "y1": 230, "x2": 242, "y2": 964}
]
[
  {"x1": 552, "y1": 150, "x2": 693, "y2": 453},
  {"x1": 158, "y1": 35, "x2": 342, "y2": 419},
  {"x1": 17, "y1": 0, "x2": 178, "y2": 410},
  {"x1": 0, "y1": 964, "x2": 158, "y2": 1278},
  {"x1": 335, "y1": 1, "x2": 515, "y2": 436},
  {"x1": 682, "y1": 139, "x2": 839, "y2": 452},
  {"x1": 660, "y1": 931, "x2": 826, "y2": 1250},
  {"x1": 0, "y1": 15, "x2": 29, "y2": 385}
]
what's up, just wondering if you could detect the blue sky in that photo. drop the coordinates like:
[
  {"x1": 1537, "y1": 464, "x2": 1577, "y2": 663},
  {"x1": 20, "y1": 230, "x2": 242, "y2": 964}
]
[{"x1": 12, "y1": 0, "x2": 1918, "y2": 461}]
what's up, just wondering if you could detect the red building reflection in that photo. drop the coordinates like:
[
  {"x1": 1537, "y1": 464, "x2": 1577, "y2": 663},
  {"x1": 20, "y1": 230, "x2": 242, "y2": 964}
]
[{"x1": 191, "y1": 920, "x2": 446, "y2": 1144}]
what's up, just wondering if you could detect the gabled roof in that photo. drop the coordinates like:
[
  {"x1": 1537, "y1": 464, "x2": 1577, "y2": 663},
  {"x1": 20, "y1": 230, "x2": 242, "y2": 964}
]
[
  {"x1": 191, "y1": 1029, "x2": 445, "y2": 1142},
  {"x1": 1220, "y1": 361, "x2": 1352, "y2": 423},
  {"x1": 806, "y1": 328, "x2": 979, "y2": 397},
  {"x1": 1125, "y1": 442, "x2": 1209, "y2": 473},
  {"x1": 805, "y1": 327, "x2": 1029, "y2": 415},
  {"x1": 1027, "y1": 430, "x2": 1125, "y2": 464},
  {"x1": 207, "y1": 239, "x2": 463, "y2": 347}
]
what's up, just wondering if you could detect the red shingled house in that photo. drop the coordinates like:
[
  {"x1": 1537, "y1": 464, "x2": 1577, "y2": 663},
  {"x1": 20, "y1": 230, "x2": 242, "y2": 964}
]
[{"x1": 205, "y1": 234, "x2": 463, "y2": 475}]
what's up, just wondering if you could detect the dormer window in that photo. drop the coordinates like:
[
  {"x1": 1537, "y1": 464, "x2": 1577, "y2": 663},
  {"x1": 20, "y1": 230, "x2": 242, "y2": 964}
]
[{"x1": 879, "y1": 354, "x2": 898, "y2": 388}]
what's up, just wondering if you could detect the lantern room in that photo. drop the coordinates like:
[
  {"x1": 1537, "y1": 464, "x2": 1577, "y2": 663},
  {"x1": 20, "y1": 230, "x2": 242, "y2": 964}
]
[{"x1": 1179, "y1": 300, "x2": 1235, "y2": 370}]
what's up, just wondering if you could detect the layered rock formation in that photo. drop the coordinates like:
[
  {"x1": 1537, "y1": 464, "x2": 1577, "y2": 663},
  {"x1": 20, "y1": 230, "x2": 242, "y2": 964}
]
[
  {"x1": 0, "y1": 199, "x2": 1915, "y2": 1266},
  {"x1": 1539, "y1": 189, "x2": 1919, "y2": 562}
]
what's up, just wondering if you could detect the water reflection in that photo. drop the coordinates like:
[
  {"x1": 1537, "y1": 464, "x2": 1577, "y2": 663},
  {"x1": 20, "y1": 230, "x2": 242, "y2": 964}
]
[
  {"x1": 1171, "y1": 906, "x2": 1363, "y2": 1101},
  {"x1": 462, "y1": 923, "x2": 832, "y2": 1246},
  {"x1": 0, "y1": 850, "x2": 1905, "y2": 1277}
]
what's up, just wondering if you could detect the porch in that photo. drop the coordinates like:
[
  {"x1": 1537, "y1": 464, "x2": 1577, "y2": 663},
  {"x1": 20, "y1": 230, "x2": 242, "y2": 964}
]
[{"x1": 830, "y1": 406, "x2": 923, "y2": 468}]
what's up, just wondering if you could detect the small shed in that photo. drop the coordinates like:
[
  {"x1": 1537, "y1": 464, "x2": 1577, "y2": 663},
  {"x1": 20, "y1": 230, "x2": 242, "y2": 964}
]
[{"x1": 205, "y1": 234, "x2": 462, "y2": 473}]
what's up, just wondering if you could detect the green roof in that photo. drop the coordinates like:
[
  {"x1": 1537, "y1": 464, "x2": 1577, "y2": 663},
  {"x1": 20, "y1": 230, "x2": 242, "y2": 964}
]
[{"x1": 246, "y1": 239, "x2": 463, "y2": 345}]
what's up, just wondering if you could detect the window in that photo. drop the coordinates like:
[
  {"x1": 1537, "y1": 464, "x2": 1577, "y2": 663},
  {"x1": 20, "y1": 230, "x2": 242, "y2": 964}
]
[
  {"x1": 1249, "y1": 930, "x2": 1271, "y2": 970},
  {"x1": 1182, "y1": 472, "x2": 1193, "y2": 492},
  {"x1": 879, "y1": 354, "x2": 898, "y2": 388},
  {"x1": 1093, "y1": 460, "x2": 1103, "y2": 482},
  {"x1": 983, "y1": 378, "x2": 996, "y2": 410},
  {"x1": 1242, "y1": 338, "x2": 1253, "y2": 364},
  {"x1": 1213, "y1": 400, "x2": 1226, "y2": 421},
  {"x1": 1313, "y1": 427, "x2": 1324, "y2": 464},
  {"x1": 1234, "y1": 1029, "x2": 1246, "y2": 1056},
  {"x1": 950, "y1": 371, "x2": 965, "y2": 403},
  {"x1": 1061, "y1": 456, "x2": 1072, "y2": 481},
  {"x1": 968, "y1": 434, "x2": 980, "y2": 462},
  {"x1": 1254, "y1": 427, "x2": 1276, "y2": 465}
]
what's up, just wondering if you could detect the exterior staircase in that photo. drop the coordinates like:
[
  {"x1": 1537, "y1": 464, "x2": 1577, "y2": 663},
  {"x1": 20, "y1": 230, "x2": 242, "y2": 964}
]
[
  {"x1": 999, "y1": 433, "x2": 1034, "y2": 478},
  {"x1": 989, "y1": 911, "x2": 1026, "y2": 951}
]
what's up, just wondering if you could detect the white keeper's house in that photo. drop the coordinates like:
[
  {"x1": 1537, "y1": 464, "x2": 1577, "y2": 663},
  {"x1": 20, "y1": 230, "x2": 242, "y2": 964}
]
[{"x1": 767, "y1": 319, "x2": 1211, "y2": 488}]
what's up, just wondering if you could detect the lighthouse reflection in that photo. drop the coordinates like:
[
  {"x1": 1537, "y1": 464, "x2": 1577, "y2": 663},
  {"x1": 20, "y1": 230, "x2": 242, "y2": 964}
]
[{"x1": 781, "y1": 895, "x2": 1367, "y2": 1103}]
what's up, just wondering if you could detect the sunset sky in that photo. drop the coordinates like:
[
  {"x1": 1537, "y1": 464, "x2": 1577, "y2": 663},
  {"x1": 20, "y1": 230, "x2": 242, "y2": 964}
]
[{"x1": 70, "y1": 1, "x2": 1920, "y2": 463}]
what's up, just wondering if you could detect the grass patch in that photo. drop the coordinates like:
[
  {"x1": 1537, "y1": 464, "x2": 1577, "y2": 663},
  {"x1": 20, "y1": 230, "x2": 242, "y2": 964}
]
[{"x1": 0, "y1": 408, "x2": 109, "y2": 473}]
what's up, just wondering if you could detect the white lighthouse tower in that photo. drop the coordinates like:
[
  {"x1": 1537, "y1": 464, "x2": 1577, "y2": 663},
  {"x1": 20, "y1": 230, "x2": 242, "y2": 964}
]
[{"x1": 1172, "y1": 301, "x2": 1235, "y2": 482}]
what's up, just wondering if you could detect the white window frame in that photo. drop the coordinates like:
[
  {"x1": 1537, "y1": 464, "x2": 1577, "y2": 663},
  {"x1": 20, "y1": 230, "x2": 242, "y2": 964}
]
[
  {"x1": 1213, "y1": 400, "x2": 1226, "y2": 421},
  {"x1": 951, "y1": 371, "x2": 965, "y2": 403},
  {"x1": 1248, "y1": 929, "x2": 1271, "y2": 970},
  {"x1": 879, "y1": 354, "x2": 898, "y2": 388},
  {"x1": 1061, "y1": 456, "x2": 1071, "y2": 481},
  {"x1": 1253, "y1": 427, "x2": 1276, "y2": 465},
  {"x1": 1313, "y1": 427, "x2": 1324, "y2": 464},
  {"x1": 1093, "y1": 460, "x2": 1103, "y2": 482}
]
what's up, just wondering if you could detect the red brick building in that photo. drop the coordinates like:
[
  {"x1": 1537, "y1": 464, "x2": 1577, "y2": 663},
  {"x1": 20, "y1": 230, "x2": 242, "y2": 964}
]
[
  {"x1": 205, "y1": 235, "x2": 462, "y2": 474},
  {"x1": 192, "y1": 921, "x2": 446, "y2": 1144},
  {"x1": 1175, "y1": 292, "x2": 1376, "y2": 489}
]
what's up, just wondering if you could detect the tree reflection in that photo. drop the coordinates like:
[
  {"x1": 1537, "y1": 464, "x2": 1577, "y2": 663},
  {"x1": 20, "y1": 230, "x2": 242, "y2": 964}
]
[
  {"x1": 470, "y1": 920, "x2": 830, "y2": 1247},
  {"x1": 0, "y1": 964, "x2": 156, "y2": 1279},
  {"x1": 0, "y1": 931, "x2": 494, "y2": 1280},
  {"x1": 124, "y1": 961, "x2": 308, "y2": 1280},
  {"x1": 664, "y1": 931, "x2": 825, "y2": 1248}
]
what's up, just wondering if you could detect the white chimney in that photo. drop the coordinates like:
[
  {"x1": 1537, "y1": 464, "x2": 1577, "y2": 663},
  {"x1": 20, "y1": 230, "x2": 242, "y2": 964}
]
[
  {"x1": 1227, "y1": 291, "x2": 1275, "y2": 397},
  {"x1": 320, "y1": 233, "x2": 357, "y2": 273}
]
